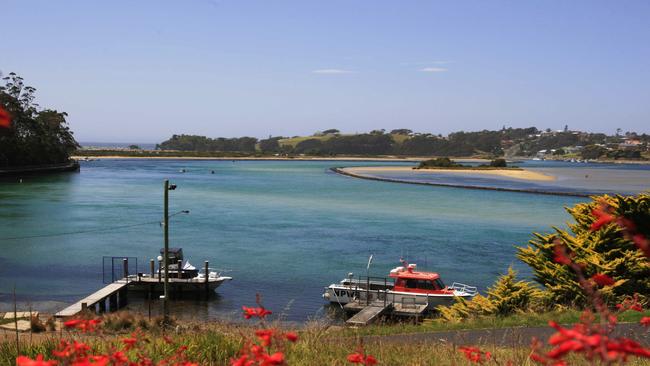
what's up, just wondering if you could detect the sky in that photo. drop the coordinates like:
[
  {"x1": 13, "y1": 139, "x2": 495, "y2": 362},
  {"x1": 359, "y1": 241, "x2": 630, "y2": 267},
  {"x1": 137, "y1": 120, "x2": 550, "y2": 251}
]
[{"x1": 2, "y1": 0, "x2": 650, "y2": 143}]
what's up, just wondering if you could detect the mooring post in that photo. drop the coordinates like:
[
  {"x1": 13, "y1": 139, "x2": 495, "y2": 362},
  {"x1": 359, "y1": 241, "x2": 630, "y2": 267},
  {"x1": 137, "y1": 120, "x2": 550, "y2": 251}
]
[
  {"x1": 118, "y1": 287, "x2": 128, "y2": 308},
  {"x1": 123, "y1": 258, "x2": 128, "y2": 281},
  {"x1": 366, "y1": 276, "x2": 370, "y2": 306},
  {"x1": 109, "y1": 293, "x2": 117, "y2": 311},
  {"x1": 98, "y1": 299, "x2": 106, "y2": 313},
  {"x1": 204, "y1": 261, "x2": 209, "y2": 298},
  {"x1": 178, "y1": 260, "x2": 182, "y2": 279},
  {"x1": 150, "y1": 259, "x2": 155, "y2": 279}
]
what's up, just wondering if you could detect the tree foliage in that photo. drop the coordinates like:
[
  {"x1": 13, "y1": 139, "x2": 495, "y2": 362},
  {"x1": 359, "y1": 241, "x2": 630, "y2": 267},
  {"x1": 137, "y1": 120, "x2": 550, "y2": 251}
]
[
  {"x1": 0, "y1": 73, "x2": 79, "y2": 167},
  {"x1": 517, "y1": 194, "x2": 650, "y2": 307},
  {"x1": 157, "y1": 134, "x2": 257, "y2": 152},
  {"x1": 417, "y1": 157, "x2": 464, "y2": 168},
  {"x1": 437, "y1": 267, "x2": 543, "y2": 321}
]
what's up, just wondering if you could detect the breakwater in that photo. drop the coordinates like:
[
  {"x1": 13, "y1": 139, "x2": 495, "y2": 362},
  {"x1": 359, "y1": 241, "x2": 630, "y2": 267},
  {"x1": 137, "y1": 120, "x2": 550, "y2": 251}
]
[{"x1": 331, "y1": 167, "x2": 591, "y2": 198}]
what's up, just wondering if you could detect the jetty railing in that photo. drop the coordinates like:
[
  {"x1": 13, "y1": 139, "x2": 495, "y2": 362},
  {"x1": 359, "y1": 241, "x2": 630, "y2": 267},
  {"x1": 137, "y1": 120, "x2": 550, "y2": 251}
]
[
  {"x1": 349, "y1": 275, "x2": 431, "y2": 309},
  {"x1": 103, "y1": 256, "x2": 138, "y2": 284}
]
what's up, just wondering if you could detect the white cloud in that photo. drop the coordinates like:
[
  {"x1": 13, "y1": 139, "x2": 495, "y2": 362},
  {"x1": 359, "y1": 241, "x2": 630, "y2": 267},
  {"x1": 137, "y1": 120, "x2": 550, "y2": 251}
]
[
  {"x1": 420, "y1": 67, "x2": 448, "y2": 73},
  {"x1": 312, "y1": 69, "x2": 354, "y2": 74}
]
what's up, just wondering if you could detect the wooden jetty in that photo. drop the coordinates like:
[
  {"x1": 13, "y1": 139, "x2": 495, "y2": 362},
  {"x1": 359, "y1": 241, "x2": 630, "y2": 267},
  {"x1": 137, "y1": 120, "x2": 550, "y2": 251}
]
[
  {"x1": 345, "y1": 300, "x2": 393, "y2": 326},
  {"x1": 56, "y1": 279, "x2": 129, "y2": 318},
  {"x1": 344, "y1": 298, "x2": 428, "y2": 326},
  {"x1": 55, "y1": 254, "x2": 229, "y2": 318}
]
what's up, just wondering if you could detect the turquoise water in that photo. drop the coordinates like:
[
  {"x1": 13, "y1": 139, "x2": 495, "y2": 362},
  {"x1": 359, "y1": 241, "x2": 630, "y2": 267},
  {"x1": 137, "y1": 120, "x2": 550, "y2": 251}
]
[{"x1": 0, "y1": 160, "x2": 586, "y2": 321}]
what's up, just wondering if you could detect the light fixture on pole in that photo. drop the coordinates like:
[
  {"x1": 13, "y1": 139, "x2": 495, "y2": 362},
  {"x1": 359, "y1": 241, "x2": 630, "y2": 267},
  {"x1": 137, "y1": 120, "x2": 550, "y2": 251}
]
[{"x1": 162, "y1": 179, "x2": 176, "y2": 324}]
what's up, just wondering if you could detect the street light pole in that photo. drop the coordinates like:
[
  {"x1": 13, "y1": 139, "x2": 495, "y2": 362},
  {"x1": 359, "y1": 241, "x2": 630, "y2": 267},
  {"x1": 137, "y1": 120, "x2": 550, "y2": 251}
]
[{"x1": 163, "y1": 179, "x2": 170, "y2": 323}]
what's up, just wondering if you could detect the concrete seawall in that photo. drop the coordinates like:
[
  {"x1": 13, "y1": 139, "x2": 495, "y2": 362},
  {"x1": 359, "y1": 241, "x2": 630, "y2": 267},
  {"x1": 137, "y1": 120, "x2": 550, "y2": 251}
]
[{"x1": 0, "y1": 160, "x2": 80, "y2": 177}]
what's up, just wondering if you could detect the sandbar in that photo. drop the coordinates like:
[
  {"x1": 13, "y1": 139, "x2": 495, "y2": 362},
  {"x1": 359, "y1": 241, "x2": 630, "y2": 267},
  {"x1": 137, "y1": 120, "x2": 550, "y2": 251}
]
[{"x1": 342, "y1": 166, "x2": 556, "y2": 182}]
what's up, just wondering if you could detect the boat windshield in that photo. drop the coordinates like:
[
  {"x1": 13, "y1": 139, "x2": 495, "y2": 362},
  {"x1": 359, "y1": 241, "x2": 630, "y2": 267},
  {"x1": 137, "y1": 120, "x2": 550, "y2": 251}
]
[{"x1": 435, "y1": 279, "x2": 446, "y2": 289}]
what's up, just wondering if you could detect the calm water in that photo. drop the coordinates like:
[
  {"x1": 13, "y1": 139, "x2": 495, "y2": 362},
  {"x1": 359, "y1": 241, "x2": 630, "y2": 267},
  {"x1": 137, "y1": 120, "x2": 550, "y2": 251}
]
[{"x1": 0, "y1": 159, "x2": 604, "y2": 321}]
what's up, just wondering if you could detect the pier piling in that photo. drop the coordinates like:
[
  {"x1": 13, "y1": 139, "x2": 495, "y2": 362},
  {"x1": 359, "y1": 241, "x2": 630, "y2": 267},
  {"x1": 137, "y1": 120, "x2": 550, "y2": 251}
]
[{"x1": 204, "y1": 261, "x2": 209, "y2": 298}]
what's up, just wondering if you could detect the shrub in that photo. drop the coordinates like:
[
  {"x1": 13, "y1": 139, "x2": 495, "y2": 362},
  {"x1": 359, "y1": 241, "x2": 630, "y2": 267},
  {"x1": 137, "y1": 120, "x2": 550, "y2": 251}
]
[
  {"x1": 438, "y1": 267, "x2": 543, "y2": 321},
  {"x1": 417, "y1": 157, "x2": 465, "y2": 169},
  {"x1": 517, "y1": 194, "x2": 650, "y2": 308}
]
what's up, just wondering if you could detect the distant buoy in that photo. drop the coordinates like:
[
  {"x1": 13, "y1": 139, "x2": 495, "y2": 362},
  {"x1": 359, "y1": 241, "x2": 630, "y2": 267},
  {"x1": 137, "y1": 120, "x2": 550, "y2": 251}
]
[{"x1": 211, "y1": 170, "x2": 215, "y2": 174}]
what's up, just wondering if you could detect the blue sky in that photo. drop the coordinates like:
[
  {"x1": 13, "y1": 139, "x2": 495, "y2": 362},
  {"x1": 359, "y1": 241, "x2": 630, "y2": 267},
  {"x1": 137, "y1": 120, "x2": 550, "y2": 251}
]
[{"x1": 3, "y1": 0, "x2": 649, "y2": 142}]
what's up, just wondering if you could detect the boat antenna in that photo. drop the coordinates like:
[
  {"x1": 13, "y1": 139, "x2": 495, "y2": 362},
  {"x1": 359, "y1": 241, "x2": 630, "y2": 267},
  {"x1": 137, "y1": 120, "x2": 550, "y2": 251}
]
[{"x1": 366, "y1": 254, "x2": 373, "y2": 278}]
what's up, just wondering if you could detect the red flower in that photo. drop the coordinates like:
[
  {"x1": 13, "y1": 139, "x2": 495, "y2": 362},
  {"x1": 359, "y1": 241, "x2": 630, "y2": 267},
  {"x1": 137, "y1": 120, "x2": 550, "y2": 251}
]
[
  {"x1": 641, "y1": 317, "x2": 650, "y2": 327},
  {"x1": 121, "y1": 337, "x2": 138, "y2": 350},
  {"x1": 261, "y1": 352, "x2": 285, "y2": 365},
  {"x1": 110, "y1": 351, "x2": 128, "y2": 364},
  {"x1": 591, "y1": 273, "x2": 615, "y2": 287},
  {"x1": 242, "y1": 306, "x2": 272, "y2": 319},
  {"x1": 16, "y1": 355, "x2": 57, "y2": 366},
  {"x1": 347, "y1": 352, "x2": 377, "y2": 365},
  {"x1": 63, "y1": 318, "x2": 102, "y2": 333},
  {"x1": 285, "y1": 332, "x2": 298, "y2": 343},
  {"x1": 230, "y1": 355, "x2": 253, "y2": 366},
  {"x1": 64, "y1": 319, "x2": 83, "y2": 329},
  {"x1": 553, "y1": 244, "x2": 572, "y2": 265},
  {"x1": 590, "y1": 207, "x2": 614, "y2": 231},
  {"x1": 0, "y1": 106, "x2": 11, "y2": 129},
  {"x1": 255, "y1": 329, "x2": 275, "y2": 347},
  {"x1": 459, "y1": 346, "x2": 491, "y2": 364}
]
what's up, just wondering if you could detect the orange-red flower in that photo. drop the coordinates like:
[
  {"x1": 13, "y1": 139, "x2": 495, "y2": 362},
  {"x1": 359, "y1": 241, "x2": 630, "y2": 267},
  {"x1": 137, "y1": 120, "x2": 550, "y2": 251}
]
[
  {"x1": 347, "y1": 352, "x2": 377, "y2": 365},
  {"x1": 242, "y1": 306, "x2": 272, "y2": 319},
  {"x1": 261, "y1": 352, "x2": 285, "y2": 365},
  {"x1": 16, "y1": 355, "x2": 57, "y2": 366},
  {"x1": 255, "y1": 329, "x2": 275, "y2": 347},
  {"x1": 641, "y1": 317, "x2": 650, "y2": 327},
  {"x1": 459, "y1": 346, "x2": 492, "y2": 364},
  {"x1": 0, "y1": 106, "x2": 11, "y2": 129},
  {"x1": 590, "y1": 207, "x2": 614, "y2": 231},
  {"x1": 284, "y1": 332, "x2": 298, "y2": 343},
  {"x1": 591, "y1": 273, "x2": 615, "y2": 287},
  {"x1": 121, "y1": 337, "x2": 138, "y2": 350}
]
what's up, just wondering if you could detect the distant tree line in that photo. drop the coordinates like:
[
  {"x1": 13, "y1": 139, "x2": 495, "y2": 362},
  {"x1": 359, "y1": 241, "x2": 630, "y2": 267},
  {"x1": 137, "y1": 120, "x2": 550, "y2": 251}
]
[
  {"x1": 157, "y1": 126, "x2": 647, "y2": 158},
  {"x1": 157, "y1": 135, "x2": 257, "y2": 152},
  {"x1": 0, "y1": 73, "x2": 79, "y2": 167}
]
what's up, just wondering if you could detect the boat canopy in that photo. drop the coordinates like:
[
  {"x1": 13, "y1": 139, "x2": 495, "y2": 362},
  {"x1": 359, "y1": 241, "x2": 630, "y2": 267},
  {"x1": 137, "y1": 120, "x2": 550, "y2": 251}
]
[{"x1": 388, "y1": 264, "x2": 440, "y2": 281}]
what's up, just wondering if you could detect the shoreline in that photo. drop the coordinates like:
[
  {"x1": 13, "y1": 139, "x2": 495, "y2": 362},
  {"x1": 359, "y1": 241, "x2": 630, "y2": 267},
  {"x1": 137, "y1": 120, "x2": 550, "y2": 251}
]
[
  {"x1": 350, "y1": 166, "x2": 556, "y2": 182},
  {"x1": 0, "y1": 160, "x2": 80, "y2": 177},
  {"x1": 331, "y1": 167, "x2": 590, "y2": 198},
  {"x1": 72, "y1": 155, "x2": 491, "y2": 162}
]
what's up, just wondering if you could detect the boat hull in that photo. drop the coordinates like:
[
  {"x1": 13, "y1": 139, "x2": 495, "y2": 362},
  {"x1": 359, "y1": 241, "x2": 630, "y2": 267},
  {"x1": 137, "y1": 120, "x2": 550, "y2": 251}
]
[
  {"x1": 127, "y1": 277, "x2": 232, "y2": 293},
  {"x1": 322, "y1": 284, "x2": 474, "y2": 310}
]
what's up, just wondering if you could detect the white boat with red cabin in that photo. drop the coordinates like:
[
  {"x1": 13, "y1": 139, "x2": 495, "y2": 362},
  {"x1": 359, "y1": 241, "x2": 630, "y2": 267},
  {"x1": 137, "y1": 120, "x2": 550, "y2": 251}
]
[{"x1": 322, "y1": 260, "x2": 477, "y2": 311}]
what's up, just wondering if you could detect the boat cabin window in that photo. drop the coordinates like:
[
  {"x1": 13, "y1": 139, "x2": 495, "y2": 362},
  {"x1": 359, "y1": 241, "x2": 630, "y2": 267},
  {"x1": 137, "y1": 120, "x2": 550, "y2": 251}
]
[
  {"x1": 435, "y1": 279, "x2": 445, "y2": 289},
  {"x1": 396, "y1": 278, "x2": 440, "y2": 290}
]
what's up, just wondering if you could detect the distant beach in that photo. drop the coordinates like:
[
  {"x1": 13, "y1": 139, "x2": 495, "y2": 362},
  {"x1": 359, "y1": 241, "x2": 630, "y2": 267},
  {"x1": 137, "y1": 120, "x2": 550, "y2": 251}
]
[{"x1": 341, "y1": 166, "x2": 556, "y2": 182}]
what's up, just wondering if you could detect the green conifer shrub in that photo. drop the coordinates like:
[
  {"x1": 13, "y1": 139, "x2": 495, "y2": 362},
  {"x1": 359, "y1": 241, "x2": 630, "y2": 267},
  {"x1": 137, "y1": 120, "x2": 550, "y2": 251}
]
[{"x1": 517, "y1": 194, "x2": 650, "y2": 307}]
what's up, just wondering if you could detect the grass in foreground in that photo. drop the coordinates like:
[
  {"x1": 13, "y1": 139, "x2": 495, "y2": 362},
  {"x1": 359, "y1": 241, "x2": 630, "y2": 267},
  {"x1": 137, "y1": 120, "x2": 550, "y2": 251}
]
[
  {"x1": 342, "y1": 309, "x2": 650, "y2": 337},
  {"x1": 1, "y1": 310, "x2": 649, "y2": 365}
]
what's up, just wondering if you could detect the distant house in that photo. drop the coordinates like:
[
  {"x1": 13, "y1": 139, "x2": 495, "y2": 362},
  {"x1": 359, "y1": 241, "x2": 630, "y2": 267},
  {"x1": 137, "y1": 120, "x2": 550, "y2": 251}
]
[{"x1": 619, "y1": 138, "x2": 643, "y2": 150}]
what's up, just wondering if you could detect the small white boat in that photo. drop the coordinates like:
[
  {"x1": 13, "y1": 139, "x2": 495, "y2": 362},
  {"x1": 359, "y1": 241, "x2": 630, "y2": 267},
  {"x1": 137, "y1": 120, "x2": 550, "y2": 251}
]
[
  {"x1": 129, "y1": 248, "x2": 232, "y2": 293},
  {"x1": 323, "y1": 260, "x2": 477, "y2": 311}
]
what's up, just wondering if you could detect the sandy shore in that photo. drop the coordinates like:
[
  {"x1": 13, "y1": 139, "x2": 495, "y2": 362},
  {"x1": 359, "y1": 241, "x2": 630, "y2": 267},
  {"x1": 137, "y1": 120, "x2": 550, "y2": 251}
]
[{"x1": 342, "y1": 166, "x2": 556, "y2": 182}]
